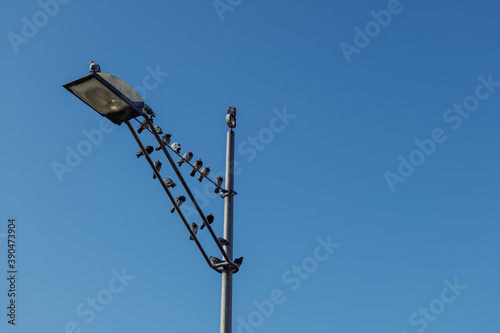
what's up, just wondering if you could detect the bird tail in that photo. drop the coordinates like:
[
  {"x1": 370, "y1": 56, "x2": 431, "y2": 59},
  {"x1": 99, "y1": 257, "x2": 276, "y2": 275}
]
[
  {"x1": 215, "y1": 188, "x2": 220, "y2": 194},
  {"x1": 189, "y1": 235, "x2": 193, "y2": 240},
  {"x1": 190, "y1": 170, "x2": 196, "y2": 177},
  {"x1": 198, "y1": 176, "x2": 203, "y2": 183},
  {"x1": 136, "y1": 153, "x2": 141, "y2": 158},
  {"x1": 138, "y1": 128, "x2": 143, "y2": 134},
  {"x1": 155, "y1": 146, "x2": 161, "y2": 151},
  {"x1": 177, "y1": 159, "x2": 184, "y2": 167},
  {"x1": 200, "y1": 223, "x2": 205, "y2": 230},
  {"x1": 170, "y1": 207, "x2": 175, "y2": 213},
  {"x1": 153, "y1": 174, "x2": 156, "y2": 179}
]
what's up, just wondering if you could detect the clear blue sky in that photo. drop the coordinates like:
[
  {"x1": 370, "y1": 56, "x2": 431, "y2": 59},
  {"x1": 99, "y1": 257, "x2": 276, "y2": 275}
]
[{"x1": 1, "y1": 0, "x2": 499, "y2": 332}]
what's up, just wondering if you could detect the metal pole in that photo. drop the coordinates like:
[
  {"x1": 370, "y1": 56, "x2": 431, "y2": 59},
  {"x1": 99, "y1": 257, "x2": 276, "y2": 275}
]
[{"x1": 220, "y1": 128, "x2": 235, "y2": 333}]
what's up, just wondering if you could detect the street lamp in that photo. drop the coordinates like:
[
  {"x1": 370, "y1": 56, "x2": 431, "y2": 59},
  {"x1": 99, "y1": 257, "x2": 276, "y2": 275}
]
[
  {"x1": 63, "y1": 73, "x2": 144, "y2": 125},
  {"x1": 63, "y1": 71, "x2": 239, "y2": 333}
]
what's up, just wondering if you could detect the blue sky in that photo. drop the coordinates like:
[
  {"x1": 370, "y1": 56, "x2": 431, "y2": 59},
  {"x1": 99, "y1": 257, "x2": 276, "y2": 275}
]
[{"x1": 1, "y1": 0, "x2": 499, "y2": 332}]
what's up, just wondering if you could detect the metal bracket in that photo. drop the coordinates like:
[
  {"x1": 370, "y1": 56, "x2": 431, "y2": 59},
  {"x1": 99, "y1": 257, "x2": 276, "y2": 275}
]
[{"x1": 220, "y1": 190, "x2": 237, "y2": 198}]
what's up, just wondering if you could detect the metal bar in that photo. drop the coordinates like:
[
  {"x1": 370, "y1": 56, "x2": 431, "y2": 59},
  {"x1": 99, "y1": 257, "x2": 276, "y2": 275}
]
[
  {"x1": 124, "y1": 120, "x2": 220, "y2": 272},
  {"x1": 142, "y1": 116, "x2": 238, "y2": 272},
  {"x1": 220, "y1": 128, "x2": 235, "y2": 333}
]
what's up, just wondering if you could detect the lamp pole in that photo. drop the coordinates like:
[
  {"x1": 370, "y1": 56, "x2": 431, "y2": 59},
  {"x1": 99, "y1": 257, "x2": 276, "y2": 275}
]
[
  {"x1": 63, "y1": 71, "x2": 240, "y2": 333},
  {"x1": 221, "y1": 127, "x2": 235, "y2": 333}
]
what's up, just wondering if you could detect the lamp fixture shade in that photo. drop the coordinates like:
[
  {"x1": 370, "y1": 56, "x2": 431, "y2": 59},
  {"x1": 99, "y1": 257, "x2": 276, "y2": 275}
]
[{"x1": 63, "y1": 73, "x2": 144, "y2": 125}]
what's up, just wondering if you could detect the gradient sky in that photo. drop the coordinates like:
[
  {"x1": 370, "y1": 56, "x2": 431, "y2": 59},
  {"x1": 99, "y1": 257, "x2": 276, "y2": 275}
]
[{"x1": 1, "y1": 0, "x2": 499, "y2": 332}]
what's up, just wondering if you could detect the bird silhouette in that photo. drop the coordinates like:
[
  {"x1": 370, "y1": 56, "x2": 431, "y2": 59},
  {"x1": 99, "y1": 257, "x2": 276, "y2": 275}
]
[
  {"x1": 190, "y1": 159, "x2": 203, "y2": 177},
  {"x1": 171, "y1": 142, "x2": 181, "y2": 153},
  {"x1": 200, "y1": 213, "x2": 214, "y2": 230},
  {"x1": 162, "y1": 178, "x2": 177, "y2": 188},
  {"x1": 155, "y1": 134, "x2": 172, "y2": 150},
  {"x1": 197, "y1": 167, "x2": 210, "y2": 182},
  {"x1": 153, "y1": 160, "x2": 162, "y2": 179},
  {"x1": 89, "y1": 61, "x2": 101, "y2": 74},
  {"x1": 234, "y1": 257, "x2": 243, "y2": 267},
  {"x1": 218, "y1": 237, "x2": 231, "y2": 246},
  {"x1": 136, "y1": 146, "x2": 154, "y2": 158},
  {"x1": 171, "y1": 196, "x2": 186, "y2": 213},
  {"x1": 189, "y1": 223, "x2": 198, "y2": 240},
  {"x1": 215, "y1": 176, "x2": 223, "y2": 193},
  {"x1": 178, "y1": 152, "x2": 193, "y2": 167}
]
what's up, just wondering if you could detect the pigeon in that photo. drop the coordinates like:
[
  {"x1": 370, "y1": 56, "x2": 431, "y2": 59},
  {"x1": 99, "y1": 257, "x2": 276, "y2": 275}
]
[
  {"x1": 178, "y1": 152, "x2": 193, "y2": 167},
  {"x1": 190, "y1": 159, "x2": 203, "y2": 177},
  {"x1": 89, "y1": 61, "x2": 101, "y2": 74},
  {"x1": 136, "y1": 146, "x2": 154, "y2": 158},
  {"x1": 218, "y1": 237, "x2": 231, "y2": 246},
  {"x1": 210, "y1": 256, "x2": 224, "y2": 265},
  {"x1": 170, "y1": 142, "x2": 181, "y2": 153},
  {"x1": 198, "y1": 167, "x2": 210, "y2": 182},
  {"x1": 171, "y1": 195, "x2": 186, "y2": 213},
  {"x1": 143, "y1": 104, "x2": 156, "y2": 118},
  {"x1": 153, "y1": 160, "x2": 162, "y2": 179},
  {"x1": 234, "y1": 257, "x2": 243, "y2": 267},
  {"x1": 155, "y1": 134, "x2": 172, "y2": 150},
  {"x1": 153, "y1": 125, "x2": 163, "y2": 135},
  {"x1": 200, "y1": 213, "x2": 214, "y2": 230},
  {"x1": 137, "y1": 119, "x2": 150, "y2": 134},
  {"x1": 189, "y1": 223, "x2": 198, "y2": 240},
  {"x1": 215, "y1": 176, "x2": 223, "y2": 193},
  {"x1": 162, "y1": 178, "x2": 177, "y2": 188}
]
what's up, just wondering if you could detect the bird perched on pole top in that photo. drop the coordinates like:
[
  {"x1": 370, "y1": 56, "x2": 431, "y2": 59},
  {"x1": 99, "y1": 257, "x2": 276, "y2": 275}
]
[
  {"x1": 156, "y1": 134, "x2": 172, "y2": 150},
  {"x1": 178, "y1": 152, "x2": 193, "y2": 167},
  {"x1": 215, "y1": 176, "x2": 223, "y2": 193},
  {"x1": 136, "y1": 146, "x2": 154, "y2": 158},
  {"x1": 143, "y1": 104, "x2": 156, "y2": 118},
  {"x1": 89, "y1": 61, "x2": 101, "y2": 74},
  {"x1": 171, "y1": 195, "x2": 186, "y2": 213},
  {"x1": 226, "y1": 106, "x2": 236, "y2": 129},
  {"x1": 153, "y1": 160, "x2": 162, "y2": 179},
  {"x1": 200, "y1": 213, "x2": 214, "y2": 230},
  {"x1": 190, "y1": 159, "x2": 203, "y2": 177},
  {"x1": 198, "y1": 167, "x2": 210, "y2": 182},
  {"x1": 189, "y1": 223, "x2": 198, "y2": 240},
  {"x1": 227, "y1": 106, "x2": 236, "y2": 116},
  {"x1": 171, "y1": 142, "x2": 181, "y2": 153}
]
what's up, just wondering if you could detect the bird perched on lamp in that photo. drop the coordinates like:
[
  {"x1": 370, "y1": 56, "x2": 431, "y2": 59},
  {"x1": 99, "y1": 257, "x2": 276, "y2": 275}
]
[
  {"x1": 143, "y1": 104, "x2": 156, "y2": 118},
  {"x1": 89, "y1": 61, "x2": 101, "y2": 74}
]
